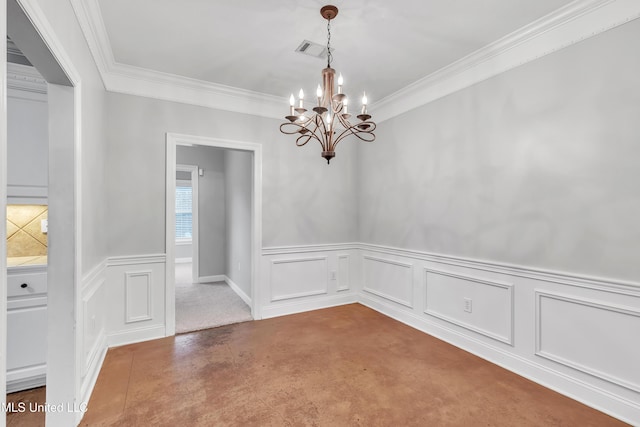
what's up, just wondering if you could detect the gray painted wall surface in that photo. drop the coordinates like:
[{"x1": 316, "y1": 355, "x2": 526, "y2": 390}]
[
  {"x1": 358, "y1": 20, "x2": 640, "y2": 282},
  {"x1": 177, "y1": 145, "x2": 226, "y2": 277},
  {"x1": 105, "y1": 93, "x2": 359, "y2": 256},
  {"x1": 31, "y1": 0, "x2": 108, "y2": 275},
  {"x1": 225, "y1": 149, "x2": 252, "y2": 297}
]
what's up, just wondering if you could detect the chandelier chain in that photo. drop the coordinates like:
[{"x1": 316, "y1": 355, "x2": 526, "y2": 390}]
[{"x1": 326, "y1": 19, "x2": 332, "y2": 67}]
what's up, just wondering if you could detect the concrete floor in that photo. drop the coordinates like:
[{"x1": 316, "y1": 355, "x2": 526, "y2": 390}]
[{"x1": 73, "y1": 304, "x2": 627, "y2": 426}]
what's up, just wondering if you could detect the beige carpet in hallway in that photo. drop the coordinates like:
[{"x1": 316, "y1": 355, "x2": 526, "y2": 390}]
[{"x1": 175, "y1": 262, "x2": 252, "y2": 333}]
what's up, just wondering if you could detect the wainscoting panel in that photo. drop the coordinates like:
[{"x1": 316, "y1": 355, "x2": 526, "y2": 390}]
[
  {"x1": 106, "y1": 255, "x2": 166, "y2": 347},
  {"x1": 80, "y1": 261, "x2": 108, "y2": 406},
  {"x1": 270, "y1": 256, "x2": 328, "y2": 302},
  {"x1": 261, "y1": 245, "x2": 359, "y2": 319},
  {"x1": 357, "y1": 243, "x2": 640, "y2": 424},
  {"x1": 536, "y1": 291, "x2": 640, "y2": 393},
  {"x1": 125, "y1": 270, "x2": 153, "y2": 323},
  {"x1": 425, "y1": 269, "x2": 513, "y2": 345},
  {"x1": 362, "y1": 255, "x2": 413, "y2": 308},
  {"x1": 337, "y1": 254, "x2": 350, "y2": 292}
]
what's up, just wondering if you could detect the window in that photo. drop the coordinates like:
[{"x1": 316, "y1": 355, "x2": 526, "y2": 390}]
[{"x1": 175, "y1": 183, "x2": 192, "y2": 240}]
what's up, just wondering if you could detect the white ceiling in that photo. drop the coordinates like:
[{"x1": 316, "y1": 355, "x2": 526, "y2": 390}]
[{"x1": 96, "y1": 0, "x2": 573, "y2": 104}]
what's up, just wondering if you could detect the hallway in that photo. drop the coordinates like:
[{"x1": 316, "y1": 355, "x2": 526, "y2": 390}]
[{"x1": 175, "y1": 262, "x2": 252, "y2": 333}]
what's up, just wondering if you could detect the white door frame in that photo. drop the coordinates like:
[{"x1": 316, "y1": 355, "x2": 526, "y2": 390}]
[
  {"x1": 176, "y1": 164, "x2": 199, "y2": 282},
  {"x1": 165, "y1": 133, "x2": 262, "y2": 335}
]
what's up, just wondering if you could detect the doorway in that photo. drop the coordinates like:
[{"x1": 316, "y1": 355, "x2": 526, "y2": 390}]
[
  {"x1": 4, "y1": 0, "x2": 81, "y2": 425},
  {"x1": 165, "y1": 134, "x2": 262, "y2": 336}
]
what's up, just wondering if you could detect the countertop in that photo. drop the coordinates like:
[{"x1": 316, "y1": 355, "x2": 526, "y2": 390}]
[{"x1": 7, "y1": 256, "x2": 48, "y2": 268}]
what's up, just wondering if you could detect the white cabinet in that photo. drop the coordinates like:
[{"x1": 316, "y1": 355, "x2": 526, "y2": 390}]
[
  {"x1": 7, "y1": 62, "x2": 48, "y2": 203},
  {"x1": 6, "y1": 266, "x2": 48, "y2": 392}
]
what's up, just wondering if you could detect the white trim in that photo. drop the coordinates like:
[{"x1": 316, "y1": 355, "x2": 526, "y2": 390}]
[
  {"x1": 70, "y1": 0, "x2": 640, "y2": 123},
  {"x1": 362, "y1": 255, "x2": 414, "y2": 308},
  {"x1": 264, "y1": 242, "x2": 639, "y2": 294},
  {"x1": 106, "y1": 325, "x2": 166, "y2": 348},
  {"x1": 373, "y1": 0, "x2": 640, "y2": 122},
  {"x1": 14, "y1": 2, "x2": 84, "y2": 424},
  {"x1": 535, "y1": 290, "x2": 640, "y2": 393},
  {"x1": 107, "y1": 254, "x2": 166, "y2": 266},
  {"x1": 166, "y1": 133, "x2": 263, "y2": 337},
  {"x1": 359, "y1": 243, "x2": 640, "y2": 294},
  {"x1": 262, "y1": 243, "x2": 358, "y2": 255},
  {"x1": 225, "y1": 275, "x2": 252, "y2": 306},
  {"x1": 177, "y1": 164, "x2": 199, "y2": 281},
  {"x1": 198, "y1": 274, "x2": 226, "y2": 283},
  {"x1": 124, "y1": 270, "x2": 153, "y2": 323},
  {"x1": 6, "y1": 62, "x2": 47, "y2": 94},
  {"x1": 79, "y1": 333, "x2": 106, "y2": 409},
  {"x1": 69, "y1": 0, "x2": 284, "y2": 120},
  {"x1": 261, "y1": 293, "x2": 358, "y2": 319},
  {"x1": 424, "y1": 268, "x2": 514, "y2": 346},
  {"x1": 336, "y1": 254, "x2": 350, "y2": 292}
]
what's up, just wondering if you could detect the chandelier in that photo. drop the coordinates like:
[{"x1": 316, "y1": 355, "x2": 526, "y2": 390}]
[{"x1": 280, "y1": 5, "x2": 376, "y2": 164}]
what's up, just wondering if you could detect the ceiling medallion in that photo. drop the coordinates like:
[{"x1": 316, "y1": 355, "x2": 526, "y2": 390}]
[{"x1": 280, "y1": 5, "x2": 376, "y2": 164}]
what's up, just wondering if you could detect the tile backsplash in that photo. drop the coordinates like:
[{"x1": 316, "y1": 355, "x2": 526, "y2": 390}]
[{"x1": 6, "y1": 204, "x2": 48, "y2": 257}]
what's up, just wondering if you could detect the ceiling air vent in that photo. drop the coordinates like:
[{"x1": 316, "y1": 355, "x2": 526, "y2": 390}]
[{"x1": 295, "y1": 40, "x2": 328, "y2": 59}]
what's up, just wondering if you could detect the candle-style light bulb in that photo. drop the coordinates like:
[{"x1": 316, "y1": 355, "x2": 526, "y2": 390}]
[
  {"x1": 361, "y1": 91, "x2": 368, "y2": 114},
  {"x1": 316, "y1": 84, "x2": 322, "y2": 106},
  {"x1": 289, "y1": 94, "x2": 295, "y2": 115},
  {"x1": 326, "y1": 113, "x2": 332, "y2": 125},
  {"x1": 343, "y1": 97, "x2": 348, "y2": 114},
  {"x1": 298, "y1": 89, "x2": 304, "y2": 108},
  {"x1": 338, "y1": 73, "x2": 344, "y2": 94}
]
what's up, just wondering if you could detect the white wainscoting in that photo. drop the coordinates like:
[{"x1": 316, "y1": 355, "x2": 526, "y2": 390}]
[
  {"x1": 424, "y1": 268, "x2": 513, "y2": 345},
  {"x1": 535, "y1": 291, "x2": 640, "y2": 394},
  {"x1": 105, "y1": 254, "x2": 167, "y2": 347},
  {"x1": 90, "y1": 245, "x2": 639, "y2": 424},
  {"x1": 357, "y1": 243, "x2": 640, "y2": 425},
  {"x1": 362, "y1": 255, "x2": 414, "y2": 308},
  {"x1": 79, "y1": 260, "x2": 108, "y2": 406},
  {"x1": 261, "y1": 245, "x2": 359, "y2": 319}
]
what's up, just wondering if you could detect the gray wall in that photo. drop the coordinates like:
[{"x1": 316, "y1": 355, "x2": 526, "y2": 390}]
[
  {"x1": 358, "y1": 20, "x2": 640, "y2": 282},
  {"x1": 105, "y1": 92, "x2": 359, "y2": 256},
  {"x1": 29, "y1": 0, "x2": 108, "y2": 274},
  {"x1": 177, "y1": 145, "x2": 226, "y2": 277},
  {"x1": 225, "y1": 149, "x2": 252, "y2": 296}
]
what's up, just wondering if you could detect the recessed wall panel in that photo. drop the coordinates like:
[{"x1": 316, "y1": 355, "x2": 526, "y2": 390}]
[
  {"x1": 362, "y1": 256, "x2": 413, "y2": 308},
  {"x1": 425, "y1": 269, "x2": 513, "y2": 345},
  {"x1": 125, "y1": 271, "x2": 152, "y2": 323},
  {"x1": 271, "y1": 256, "x2": 328, "y2": 301},
  {"x1": 536, "y1": 291, "x2": 640, "y2": 392}
]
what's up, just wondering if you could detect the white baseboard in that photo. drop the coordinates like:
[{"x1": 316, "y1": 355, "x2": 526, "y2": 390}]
[
  {"x1": 6, "y1": 372, "x2": 46, "y2": 393},
  {"x1": 107, "y1": 325, "x2": 166, "y2": 348},
  {"x1": 175, "y1": 257, "x2": 192, "y2": 264},
  {"x1": 198, "y1": 274, "x2": 225, "y2": 283},
  {"x1": 224, "y1": 275, "x2": 251, "y2": 306},
  {"x1": 261, "y1": 293, "x2": 358, "y2": 319},
  {"x1": 80, "y1": 331, "x2": 108, "y2": 406}
]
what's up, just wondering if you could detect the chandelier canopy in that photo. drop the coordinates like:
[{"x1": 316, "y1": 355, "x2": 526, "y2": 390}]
[{"x1": 280, "y1": 5, "x2": 376, "y2": 164}]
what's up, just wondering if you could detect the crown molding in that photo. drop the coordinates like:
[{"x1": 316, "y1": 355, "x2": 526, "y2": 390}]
[
  {"x1": 7, "y1": 62, "x2": 47, "y2": 94},
  {"x1": 373, "y1": 0, "x2": 640, "y2": 122},
  {"x1": 69, "y1": 0, "x2": 285, "y2": 120},
  {"x1": 71, "y1": 0, "x2": 640, "y2": 123}
]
